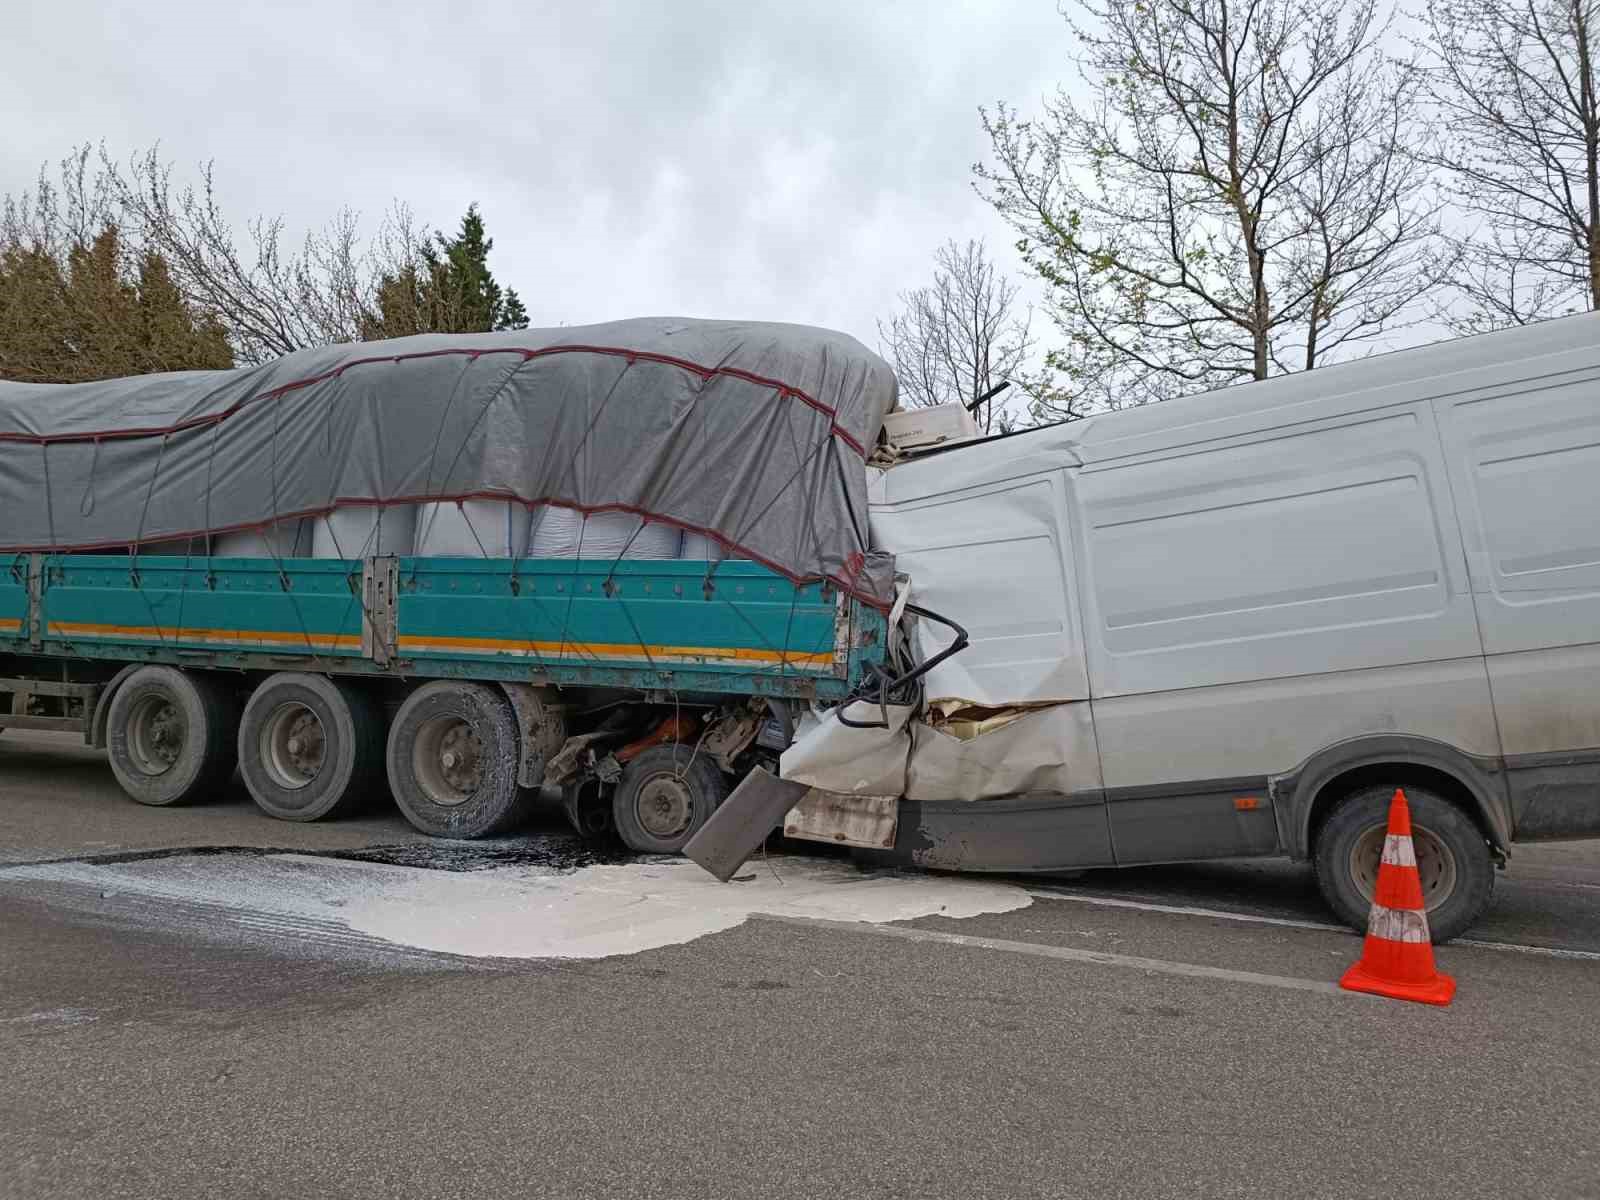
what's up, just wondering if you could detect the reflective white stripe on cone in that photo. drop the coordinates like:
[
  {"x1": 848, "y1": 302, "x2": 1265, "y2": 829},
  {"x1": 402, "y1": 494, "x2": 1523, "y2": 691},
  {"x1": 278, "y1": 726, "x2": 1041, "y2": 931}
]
[
  {"x1": 1367, "y1": 903, "x2": 1430, "y2": 944},
  {"x1": 1382, "y1": 834, "x2": 1417, "y2": 868}
]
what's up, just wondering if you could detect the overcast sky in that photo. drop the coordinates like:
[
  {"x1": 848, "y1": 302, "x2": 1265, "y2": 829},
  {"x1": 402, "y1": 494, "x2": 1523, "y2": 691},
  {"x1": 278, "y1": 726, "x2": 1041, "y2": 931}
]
[{"x1": 4, "y1": 0, "x2": 1074, "y2": 352}]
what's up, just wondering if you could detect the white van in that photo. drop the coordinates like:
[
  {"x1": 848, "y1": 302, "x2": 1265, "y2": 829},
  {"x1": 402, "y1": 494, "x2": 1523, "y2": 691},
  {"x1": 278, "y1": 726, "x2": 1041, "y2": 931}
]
[{"x1": 834, "y1": 312, "x2": 1600, "y2": 941}]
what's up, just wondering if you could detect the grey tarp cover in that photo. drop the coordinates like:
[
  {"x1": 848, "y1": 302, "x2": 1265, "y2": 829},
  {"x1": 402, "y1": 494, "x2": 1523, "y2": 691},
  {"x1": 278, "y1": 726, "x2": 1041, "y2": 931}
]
[{"x1": 0, "y1": 318, "x2": 897, "y2": 605}]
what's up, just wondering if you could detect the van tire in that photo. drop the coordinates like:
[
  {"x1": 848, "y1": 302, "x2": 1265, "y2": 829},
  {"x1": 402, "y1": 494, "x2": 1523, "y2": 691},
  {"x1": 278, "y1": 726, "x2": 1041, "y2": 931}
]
[
  {"x1": 386, "y1": 682, "x2": 527, "y2": 838},
  {"x1": 238, "y1": 674, "x2": 384, "y2": 822},
  {"x1": 106, "y1": 666, "x2": 237, "y2": 806},
  {"x1": 1313, "y1": 784, "x2": 1495, "y2": 944},
  {"x1": 612, "y1": 744, "x2": 728, "y2": 854}
]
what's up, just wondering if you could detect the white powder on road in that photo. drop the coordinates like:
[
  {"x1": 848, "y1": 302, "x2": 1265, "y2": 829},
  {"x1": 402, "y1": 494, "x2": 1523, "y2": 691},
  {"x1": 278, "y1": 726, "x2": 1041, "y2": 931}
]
[
  {"x1": 345, "y1": 855, "x2": 1030, "y2": 959},
  {"x1": 6, "y1": 851, "x2": 1030, "y2": 961}
]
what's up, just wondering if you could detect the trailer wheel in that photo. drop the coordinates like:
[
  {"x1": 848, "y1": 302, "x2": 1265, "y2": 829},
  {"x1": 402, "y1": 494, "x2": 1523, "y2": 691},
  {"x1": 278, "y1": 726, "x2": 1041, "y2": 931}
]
[
  {"x1": 612, "y1": 744, "x2": 728, "y2": 854},
  {"x1": 237, "y1": 674, "x2": 383, "y2": 821},
  {"x1": 386, "y1": 681, "x2": 527, "y2": 838},
  {"x1": 106, "y1": 666, "x2": 236, "y2": 807},
  {"x1": 1313, "y1": 784, "x2": 1496, "y2": 944}
]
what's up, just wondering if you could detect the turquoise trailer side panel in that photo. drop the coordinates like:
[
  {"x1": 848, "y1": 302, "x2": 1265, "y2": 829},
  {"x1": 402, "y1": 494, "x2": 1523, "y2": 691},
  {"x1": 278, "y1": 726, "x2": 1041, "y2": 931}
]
[
  {"x1": 17, "y1": 555, "x2": 884, "y2": 701},
  {"x1": 1, "y1": 556, "x2": 28, "y2": 649},
  {"x1": 397, "y1": 558, "x2": 844, "y2": 683},
  {"x1": 36, "y1": 557, "x2": 366, "y2": 660}
]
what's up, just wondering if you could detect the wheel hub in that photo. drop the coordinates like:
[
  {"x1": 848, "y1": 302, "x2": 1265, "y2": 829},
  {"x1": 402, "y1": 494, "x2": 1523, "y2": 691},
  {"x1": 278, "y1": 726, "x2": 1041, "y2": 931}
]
[
  {"x1": 260, "y1": 702, "x2": 327, "y2": 791},
  {"x1": 635, "y1": 772, "x2": 694, "y2": 839},
  {"x1": 128, "y1": 695, "x2": 186, "y2": 777},
  {"x1": 1349, "y1": 823, "x2": 1458, "y2": 913},
  {"x1": 411, "y1": 716, "x2": 483, "y2": 806}
]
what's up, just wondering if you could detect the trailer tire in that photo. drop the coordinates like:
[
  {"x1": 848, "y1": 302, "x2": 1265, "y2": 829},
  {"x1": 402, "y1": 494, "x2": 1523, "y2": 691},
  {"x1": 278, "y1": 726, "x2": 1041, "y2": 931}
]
[
  {"x1": 106, "y1": 666, "x2": 237, "y2": 807},
  {"x1": 612, "y1": 744, "x2": 728, "y2": 854},
  {"x1": 238, "y1": 674, "x2": 384, "y2": 822},
  {"x1": 386, "y1": 681, "x2": 527, "y2": 838},
  {"x1": 1313, "y1": 784, "x2": 1495, "y2": 944}
]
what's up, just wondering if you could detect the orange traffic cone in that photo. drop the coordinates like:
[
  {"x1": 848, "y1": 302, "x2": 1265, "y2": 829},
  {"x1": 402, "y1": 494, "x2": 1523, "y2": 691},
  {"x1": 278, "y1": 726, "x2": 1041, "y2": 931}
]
[{"x1": 1339, "y1": 788, "x2": 1456, "y2": 1006}]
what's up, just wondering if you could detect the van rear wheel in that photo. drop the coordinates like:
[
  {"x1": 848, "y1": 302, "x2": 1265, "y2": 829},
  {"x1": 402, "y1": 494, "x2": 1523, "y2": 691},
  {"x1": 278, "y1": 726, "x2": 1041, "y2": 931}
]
[{"x1": 1313, "y1": 784, "x2": 1495, "y2": 943}]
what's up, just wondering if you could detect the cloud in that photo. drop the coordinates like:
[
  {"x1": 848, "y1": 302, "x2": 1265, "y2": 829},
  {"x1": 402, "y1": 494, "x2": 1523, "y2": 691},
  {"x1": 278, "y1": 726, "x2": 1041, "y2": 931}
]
[{"x1": 3, "y1": 0, "x2": 1069, "y2": 350}]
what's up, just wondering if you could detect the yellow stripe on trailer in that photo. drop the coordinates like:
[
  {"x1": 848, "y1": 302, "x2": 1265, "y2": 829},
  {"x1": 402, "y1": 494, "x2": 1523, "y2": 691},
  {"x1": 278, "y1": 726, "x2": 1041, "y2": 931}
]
[
  {"x1": 46, "y1": 620, "x2": 360, "y2": 650},
  {"x1": 395, "y1": 633, "x2": 833, "y2": 666}
]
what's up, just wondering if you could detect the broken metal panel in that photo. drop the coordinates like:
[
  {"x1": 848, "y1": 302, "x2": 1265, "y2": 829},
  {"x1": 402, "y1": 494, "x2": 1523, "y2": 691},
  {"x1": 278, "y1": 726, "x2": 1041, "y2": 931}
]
[
  {"x1": 906, "y1": 700, "x2": 1101, "y2": 802},
  {"x1": 778, "y1": 701, "x2": 914, "y2": 798},
  {"x1": 683, "y1": 766, "x2": 809, "y2": 882},
  {"x1": 783, "y1": 789, "x2": 898, "y2": 850}
]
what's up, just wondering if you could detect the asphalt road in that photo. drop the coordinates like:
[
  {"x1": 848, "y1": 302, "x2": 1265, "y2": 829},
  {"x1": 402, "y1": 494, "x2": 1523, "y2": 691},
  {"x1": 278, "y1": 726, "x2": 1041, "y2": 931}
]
[{"x1": 3, "y1": 730, "x2": 1598, "y2": 1199}]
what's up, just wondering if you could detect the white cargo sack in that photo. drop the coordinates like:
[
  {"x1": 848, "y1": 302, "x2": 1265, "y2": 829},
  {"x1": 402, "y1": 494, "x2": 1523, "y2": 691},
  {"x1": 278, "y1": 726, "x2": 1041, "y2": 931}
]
[
  {"x1": 524, "y1": 508, "x2": 683, "y2": 559},
  {"x1": 679, "y1": 531, "x2": 726, "y2": 563},
  {"x1": 414, "y1": 501, "x2": 528, "y2": 558},
  {"x1": 577, "y1": 512, "x2": 683, "y2": 559},
  {"x1": 526, "y1": 505, "x2": 586, "y2": 557},
  {"x1": 215, "y1": 520, "x2": 311, "y2": 558},
  {"x1": 312, "y1": 505, "x2": 418, "y2": 558}
]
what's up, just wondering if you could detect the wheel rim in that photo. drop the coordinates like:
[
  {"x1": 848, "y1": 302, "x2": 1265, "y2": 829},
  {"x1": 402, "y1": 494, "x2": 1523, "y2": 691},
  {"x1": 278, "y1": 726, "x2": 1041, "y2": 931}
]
[
  {"x1": 411, "y1": 715, "x2": 482, "y2": 806},
  {"x1": 259, "y1": 701, "x2": 326, "y2": 790},
  {"x1": 126, "y1": 693, "x2": 186, "y2": 777},
  {"x1": 1349, "y1": 822, "x2": 1458, "y2": 913},
  {"x1": 634, "y1": 771, "x2": 694, "y2": 839}
]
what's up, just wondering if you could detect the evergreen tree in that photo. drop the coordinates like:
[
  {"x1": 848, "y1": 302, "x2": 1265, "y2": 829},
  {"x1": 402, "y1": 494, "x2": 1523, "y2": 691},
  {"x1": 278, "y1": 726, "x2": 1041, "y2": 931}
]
[
  {"x1": 497, "y1": 286, "x2": 528, "y2": 331},
  {"x1": 0, "y1": 222, "x2": 231, "y2": 383},
  {"x1": 360, "y1": 204, "x2": 528, "y2": 339}
]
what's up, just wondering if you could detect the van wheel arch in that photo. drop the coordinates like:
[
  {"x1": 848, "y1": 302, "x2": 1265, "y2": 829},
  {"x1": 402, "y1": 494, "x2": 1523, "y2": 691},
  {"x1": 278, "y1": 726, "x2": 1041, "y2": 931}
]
[{"x1": 1275, "y1": 735, "x2": 1510, "y2": 860}]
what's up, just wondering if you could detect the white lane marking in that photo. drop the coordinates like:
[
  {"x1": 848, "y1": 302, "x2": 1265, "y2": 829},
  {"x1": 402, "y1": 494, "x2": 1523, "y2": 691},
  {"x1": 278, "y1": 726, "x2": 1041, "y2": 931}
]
[
  {"x1": 1454, "y1": 938, "x2": 1600, "y2": 962},
  {"x1": 755, "y1": 914, "x2": 1349, "y2": 996},
  {"x1": 1026, "y1": 887, "x2": 1347, "y2": 932},
  {"x1": 1026, "y1": 887, "x2": 1600, "y2": 962}
]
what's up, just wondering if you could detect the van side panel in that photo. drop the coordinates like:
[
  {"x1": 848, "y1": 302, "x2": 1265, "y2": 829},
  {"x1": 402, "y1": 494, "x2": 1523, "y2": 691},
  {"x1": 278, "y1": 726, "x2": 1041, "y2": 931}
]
[
  {"x1": 1074, "y1": 400, "x2": 1496, "y2": 863},
  {"x1": 1436, "y1": 369, "x2": 1600, "y2": 839},
  {"x1": 1091, "y1": 660, "x2": 1503, "y2": 861},
  {"x1": 869, "y1": 469, "x2": 1093, "y2": 706},
  {"x1": 870, "y1": 463, "x2": 1112, "y2": 866}
]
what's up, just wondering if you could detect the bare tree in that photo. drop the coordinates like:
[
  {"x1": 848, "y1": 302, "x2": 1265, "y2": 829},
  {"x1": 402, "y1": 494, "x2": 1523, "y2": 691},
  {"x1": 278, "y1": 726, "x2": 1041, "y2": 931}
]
[
  {"x1": 107, "y1": 146, "x2": 424, "y2": 365},
  {"x1": 1418, "y1": 0, "x2": 1600, "y2": 329},
  {"x1": 976, "y1": 0, "x2": 1448, "y2": 404},
  {"x1": 879, "y1": 239, "x2": 1049, "y2": 432},
  {"x1": 0, "y1": 147, "x2": 117, "y2": 262}
]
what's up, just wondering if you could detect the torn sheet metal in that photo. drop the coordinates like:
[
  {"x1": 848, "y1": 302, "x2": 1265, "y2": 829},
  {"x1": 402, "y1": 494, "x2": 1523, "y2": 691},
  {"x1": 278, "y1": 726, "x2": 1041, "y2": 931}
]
[
  {"x1": 778, "y1": 701, "x2": 912, "y2": 798},
  {"x1": 783, "y1": 789, "x2": 898, "y2": 850},
  {"x1": 907, "y1": 702, "x2": 1095, "y2": 802},
  {"x1": 777, "y1": 696, "x2": 1099, "y2": 805}
]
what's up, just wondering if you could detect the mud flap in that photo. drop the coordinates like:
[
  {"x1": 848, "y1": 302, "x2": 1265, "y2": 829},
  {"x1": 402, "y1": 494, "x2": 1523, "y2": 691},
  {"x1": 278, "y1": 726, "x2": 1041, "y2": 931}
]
[{"x1": 683, "y1": 766, "x2": 809, "y2": 882}]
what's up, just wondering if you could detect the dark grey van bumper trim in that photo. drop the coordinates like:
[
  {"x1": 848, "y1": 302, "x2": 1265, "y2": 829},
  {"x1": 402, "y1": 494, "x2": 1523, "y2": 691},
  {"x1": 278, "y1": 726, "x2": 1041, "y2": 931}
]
[{"x1": 1504, "y1": 749, "x2": 1600, "y2": 842}]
